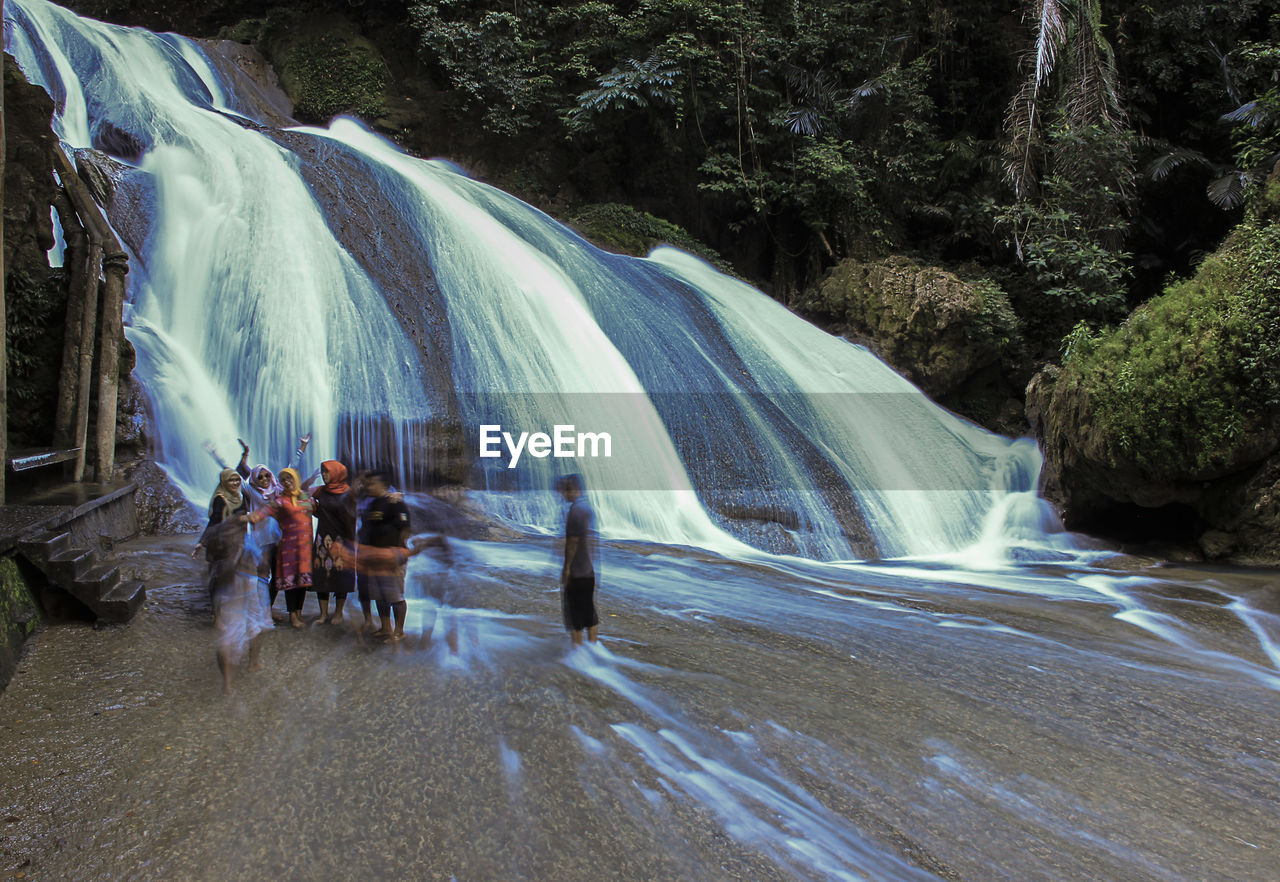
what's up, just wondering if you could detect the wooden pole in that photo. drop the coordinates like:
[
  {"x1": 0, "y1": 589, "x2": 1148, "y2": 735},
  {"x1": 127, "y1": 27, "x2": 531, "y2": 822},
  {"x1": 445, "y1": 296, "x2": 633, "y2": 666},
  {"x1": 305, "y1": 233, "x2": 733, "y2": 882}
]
[
  {"x1": 94, "y1": 250, "x2": 127, "y2": 482},
  {"x1": 52, "y1": 148, "x2": 126, "y2": 483},
  {"x1": 52, "y1": 188, "x2": 87, "y2": 448},
  {"x1": 72, "y1": 243, "x2": 100, "y2": 483}
]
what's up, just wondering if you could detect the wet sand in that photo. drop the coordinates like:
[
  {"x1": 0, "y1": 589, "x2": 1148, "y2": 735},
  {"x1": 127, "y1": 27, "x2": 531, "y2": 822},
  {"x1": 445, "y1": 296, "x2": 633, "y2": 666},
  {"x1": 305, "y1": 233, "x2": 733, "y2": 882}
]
[{"x1": 2, "y1": 535, "x2": 1278, "y2": 880}]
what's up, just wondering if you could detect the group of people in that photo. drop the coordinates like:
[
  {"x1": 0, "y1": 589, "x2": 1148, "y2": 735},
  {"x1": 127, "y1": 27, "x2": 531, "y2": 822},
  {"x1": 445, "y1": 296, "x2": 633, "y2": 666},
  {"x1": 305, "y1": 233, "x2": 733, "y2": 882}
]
[
  {"x1": 195, "y1": 435, "x2": 447, "y2": 693},
  {"x1": 193, "y1": 435, "x2": 601, "y2": 694}
]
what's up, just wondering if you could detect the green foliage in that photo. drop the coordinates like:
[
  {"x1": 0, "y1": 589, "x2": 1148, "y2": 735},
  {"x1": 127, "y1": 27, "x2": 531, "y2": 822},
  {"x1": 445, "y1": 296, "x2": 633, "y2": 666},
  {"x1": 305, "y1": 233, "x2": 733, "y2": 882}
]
[
  {"x1": 996, "y1": 121, "x2": 1133, "y2": 321},
  {"x1": 410, "y1": 1, "x2": 556, "y2": 135},
  {"x1": 568, "y1": 203, "x2": 726, "y2": 268},
  {"x1": 408, "y1": 0, "x2": 945, "y2": 268},
  {"x1": 967, "y1": 277, "x2": 1021, "y2": 351},
  {"x1": 1060, "y1": 219, "x2": 1280, "y2": 476},
  {"x1": 567, "y1": 53, "x2": 682, "y2": 131},
  {"x1": 284, "y1": 34, "x2": 387, "y2": 123}
]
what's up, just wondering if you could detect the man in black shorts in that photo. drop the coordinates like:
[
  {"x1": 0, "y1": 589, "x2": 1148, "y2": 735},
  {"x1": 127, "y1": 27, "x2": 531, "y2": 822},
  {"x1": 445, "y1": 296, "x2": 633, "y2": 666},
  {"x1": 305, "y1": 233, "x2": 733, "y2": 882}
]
[
  {"x1": 356, "y1": 470, "x2": 412, "y2": 641},
  {"x1": 558, "y1": 474, "x2": 598, "y2": 647}
]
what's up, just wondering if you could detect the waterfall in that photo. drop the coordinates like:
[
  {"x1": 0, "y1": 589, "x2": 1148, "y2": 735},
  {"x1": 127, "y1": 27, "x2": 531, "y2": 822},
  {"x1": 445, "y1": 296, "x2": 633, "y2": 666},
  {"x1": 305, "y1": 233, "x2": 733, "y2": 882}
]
[
  {"x1": 5, "y1": 0, "x2": 1059, "y2": 560},
  {"x1": 6, "y1": 0, "x2": 432, "y2": 503}
]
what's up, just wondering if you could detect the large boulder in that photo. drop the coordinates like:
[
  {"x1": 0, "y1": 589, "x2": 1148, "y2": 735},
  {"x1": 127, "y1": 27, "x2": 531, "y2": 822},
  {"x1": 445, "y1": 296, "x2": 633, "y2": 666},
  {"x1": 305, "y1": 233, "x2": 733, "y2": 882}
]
[
  {"x1": 803, "y1": 255, "x2": 1022, "y2": 431},
  {"x1": 1027, "y1": 214, "x2": 1280, "y2": 563}
]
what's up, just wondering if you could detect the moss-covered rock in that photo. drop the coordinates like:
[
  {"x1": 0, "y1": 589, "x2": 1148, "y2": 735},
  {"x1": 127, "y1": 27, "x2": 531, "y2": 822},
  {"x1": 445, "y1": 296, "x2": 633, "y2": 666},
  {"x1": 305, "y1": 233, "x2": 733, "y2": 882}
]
[
  {"x1": 250, "y1": 13, "x2": 389, "y2": 124},
  {"x1": 1029, "y1": 215, "x2": 1280, "y2": 561},
  {"x1": 0, "y1": 557, "x2": 43, "y2": 690},
  {"x1": 567, "y1": 203, "x2": 728, "y2": 269},
  {"x1": 803, "y1": 255, "x2": 1019, "y2": 401}
]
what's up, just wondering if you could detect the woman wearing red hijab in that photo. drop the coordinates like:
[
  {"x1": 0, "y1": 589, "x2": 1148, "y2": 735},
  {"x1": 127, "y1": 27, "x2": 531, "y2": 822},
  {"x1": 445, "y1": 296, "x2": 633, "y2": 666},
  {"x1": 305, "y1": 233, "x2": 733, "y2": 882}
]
[{"x1": 310, "y1": 460, "x2": 357, "y2": 625}]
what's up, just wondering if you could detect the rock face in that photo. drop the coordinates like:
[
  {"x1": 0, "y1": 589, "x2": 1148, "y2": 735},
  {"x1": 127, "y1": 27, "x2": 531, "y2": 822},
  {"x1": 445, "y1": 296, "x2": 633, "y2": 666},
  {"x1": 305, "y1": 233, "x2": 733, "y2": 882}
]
[
  {"x1": 802, "y1": 255, "x2": 1023, "y2": 432},
  {"x1": 127, "y1": 460, "x2": 202, "y2": 535},
  {"x1": 1027, "y1": 204, "x2": 1280, "y2": 564},
  {"x1": 3, "y1": 55, "x2": 58, "y2": 276}
]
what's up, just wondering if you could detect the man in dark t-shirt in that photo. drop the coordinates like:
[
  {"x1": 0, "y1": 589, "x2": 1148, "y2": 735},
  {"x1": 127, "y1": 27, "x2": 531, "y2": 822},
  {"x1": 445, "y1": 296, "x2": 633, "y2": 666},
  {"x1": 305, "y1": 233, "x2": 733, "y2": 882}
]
[
  {"x1": 558, "y1": 474, "x2": 598, "y2": 647},
  {"x1": 356, "y1": 470, "x2": 412, "y2": 641}
]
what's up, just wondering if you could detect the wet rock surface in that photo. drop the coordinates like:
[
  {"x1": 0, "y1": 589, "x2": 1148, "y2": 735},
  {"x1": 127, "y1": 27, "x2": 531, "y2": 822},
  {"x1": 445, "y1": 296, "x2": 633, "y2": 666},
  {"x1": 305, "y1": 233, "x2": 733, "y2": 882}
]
[
  {"x1": 2, "y1": 535, "x2": 1279, "y2": 880},
  {"x1": 127, "y1": 461, "x2": 202, "y2": 535}
]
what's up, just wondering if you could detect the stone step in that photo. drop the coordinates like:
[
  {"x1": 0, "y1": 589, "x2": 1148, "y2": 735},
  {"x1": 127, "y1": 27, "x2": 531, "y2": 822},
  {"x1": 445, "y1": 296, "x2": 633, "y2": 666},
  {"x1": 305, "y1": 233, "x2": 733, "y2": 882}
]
[
  {"x1": 15, "y1": 527, "x2": 144, "y2": 624},
  {"x1": 74, "y1": 563, "x2": 121, "y2": 599},
  {"x1": 16, "y1": 529, "x2": 72, "y2": 563},
  {"x1": 45, "y1": 546, "x2": 98, "y2": 584},
  {"x1": 97, "y1": 580, "x2": 146, "y2": 623}
]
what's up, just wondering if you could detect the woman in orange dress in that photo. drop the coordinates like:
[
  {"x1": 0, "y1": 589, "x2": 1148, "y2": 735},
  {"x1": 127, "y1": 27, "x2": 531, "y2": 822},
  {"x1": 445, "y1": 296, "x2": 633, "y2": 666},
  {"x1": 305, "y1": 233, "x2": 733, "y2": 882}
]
[{"x1": 252, "y1": 467, "x2": 313, "y2": 629}]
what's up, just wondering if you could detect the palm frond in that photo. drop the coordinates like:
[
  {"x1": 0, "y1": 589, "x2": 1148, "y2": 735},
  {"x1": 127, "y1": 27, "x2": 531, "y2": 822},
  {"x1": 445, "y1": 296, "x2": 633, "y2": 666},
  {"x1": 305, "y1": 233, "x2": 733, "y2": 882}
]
[
  {"x1": 1220, "y1": 101, "x2": 1269, "y2": 128},
  {"x1": 785, "y1": 108, "x2": 825, "y2": 136},
  {"x1": 1145, "y1": 147, "x2": 1213, "y2": 181},
  {"x1": 1003, "y1": 0, "x2": 1067, "y2": 197},
  {"x1": 1206, "y1": 172, "x2": 1248, "y2": 209},
  {"x1": 570, "y1": 52, "x2": 681, "y2": 121},
  {"x1": 1064, "y1": 0, "x2": 1125, "y2": 132}
]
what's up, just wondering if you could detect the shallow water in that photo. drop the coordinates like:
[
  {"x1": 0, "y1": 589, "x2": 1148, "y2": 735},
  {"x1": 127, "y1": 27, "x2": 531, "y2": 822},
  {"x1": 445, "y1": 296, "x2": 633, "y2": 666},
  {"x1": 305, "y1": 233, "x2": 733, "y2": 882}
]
[{"x1": 1, "y1": 535, "x2": 1278, "y2": 881}]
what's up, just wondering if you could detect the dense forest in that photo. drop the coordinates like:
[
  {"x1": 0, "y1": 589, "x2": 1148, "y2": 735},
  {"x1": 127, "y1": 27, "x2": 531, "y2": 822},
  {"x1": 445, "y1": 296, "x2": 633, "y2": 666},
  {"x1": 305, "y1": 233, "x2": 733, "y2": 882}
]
[{"x1": 61, "y1": 0, "x2": 1275, "y2": 313}]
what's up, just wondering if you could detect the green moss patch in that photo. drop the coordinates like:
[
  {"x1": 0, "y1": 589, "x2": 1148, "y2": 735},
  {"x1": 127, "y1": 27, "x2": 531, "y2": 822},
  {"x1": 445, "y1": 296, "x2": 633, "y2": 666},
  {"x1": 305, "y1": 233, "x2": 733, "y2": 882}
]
[
  {"x1": 568, "y1": 203, "x2": 727, "y2": 269},
  {"x1": 284, "y1": 34, "x2": 387, "y2": 123},
  {"x1": 1, "y1": 557, "x2": 43, "y2": 690},
  {"x1": 1061, "y1": 220, "x2": 1280, "y2": 478}
]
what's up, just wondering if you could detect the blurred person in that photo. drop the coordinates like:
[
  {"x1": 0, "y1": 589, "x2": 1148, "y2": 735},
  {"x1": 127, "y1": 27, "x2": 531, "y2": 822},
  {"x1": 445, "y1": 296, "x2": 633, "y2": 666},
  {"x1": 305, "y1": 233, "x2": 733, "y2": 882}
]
[
  {"x1": 338, "y1": 470, "x2": 410, "y2": 641},
  {"x1": 412, "y1": 534, "x2": 456, "y2": 653},
  {"x1": 201, "y1": 513, "x2": 270, "y2": 694},
  {"x1": 558, "y1": 474, "x2": 599, "y2": 648}
]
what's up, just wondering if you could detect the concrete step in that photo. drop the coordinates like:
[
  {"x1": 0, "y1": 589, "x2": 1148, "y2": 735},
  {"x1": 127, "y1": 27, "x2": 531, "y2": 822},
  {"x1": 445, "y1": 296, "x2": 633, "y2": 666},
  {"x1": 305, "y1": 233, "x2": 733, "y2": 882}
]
[
  {"x1": 15, "y1": 530, "x2": 144, "y2": 624},
  {"x1": 46, "y1": 547, "x2": 97, "y2": 584},
  {"x1": 96, "y1": 580, "x2": 145, "y2": 623},
  {"x1": 16, "y1": 529, "x2": 72, "y2": 563},
  {"x1": 74, "y1": 563, "x2": 121, "y2": 599}
]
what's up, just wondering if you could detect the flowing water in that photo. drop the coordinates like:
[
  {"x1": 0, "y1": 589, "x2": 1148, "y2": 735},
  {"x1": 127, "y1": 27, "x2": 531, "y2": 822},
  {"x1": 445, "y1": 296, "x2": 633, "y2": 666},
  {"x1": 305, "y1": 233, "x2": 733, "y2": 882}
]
[
  {"x1": 2, "y1": 535, "x2": 1279, "y2": 881},
  {"x1": 3, "y1": 2, "x2": 1280, "y2": 879}
]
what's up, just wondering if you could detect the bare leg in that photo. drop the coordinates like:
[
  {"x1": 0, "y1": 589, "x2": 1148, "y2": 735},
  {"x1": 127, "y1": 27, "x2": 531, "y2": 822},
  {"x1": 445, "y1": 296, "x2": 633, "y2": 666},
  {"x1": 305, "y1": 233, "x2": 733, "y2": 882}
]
[
  {"x1": 247, "y1": 634, "x2": 263, "y2": 672},
  {"x1": 570, "y1": 628, "x2": 584, "y2": 648},
  {"x1": 331, "y1": 595, "x2": 348, "y2": 624},
  {"x1": 217, "y1": 650, "x2": 233, "y2": 694},
  {"x1": 372, "y1": 599, "x2": 393, "y2": 638},
  {"x1": 587, "y1": 625, "x2": 598, "y2": 644},
  {"x1": 390, "y1": 600, "x2": 407, "y2": 641}
]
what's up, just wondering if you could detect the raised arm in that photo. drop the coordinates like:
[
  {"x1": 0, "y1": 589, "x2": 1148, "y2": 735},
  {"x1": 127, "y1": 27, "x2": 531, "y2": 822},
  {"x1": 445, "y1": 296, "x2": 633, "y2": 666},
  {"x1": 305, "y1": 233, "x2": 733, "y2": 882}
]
[
  {"x1": 236, "y1": 438, "x2": 251, "y2": 479},
  {"x1": 287, "y1": 432, "x2": 311, "y2": 472}
]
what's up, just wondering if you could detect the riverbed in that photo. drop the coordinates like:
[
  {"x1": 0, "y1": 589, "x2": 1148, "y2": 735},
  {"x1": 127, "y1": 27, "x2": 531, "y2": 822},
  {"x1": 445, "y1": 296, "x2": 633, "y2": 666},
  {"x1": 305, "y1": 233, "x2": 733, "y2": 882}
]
[{"x1": 1, "y1": 534, "x2": 1278, "y2": 880}]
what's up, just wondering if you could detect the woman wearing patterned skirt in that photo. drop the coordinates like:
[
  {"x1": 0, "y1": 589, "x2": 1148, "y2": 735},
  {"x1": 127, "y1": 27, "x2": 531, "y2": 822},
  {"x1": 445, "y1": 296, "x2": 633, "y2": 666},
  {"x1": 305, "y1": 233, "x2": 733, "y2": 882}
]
[
  {"x1": 251, "y1": 467, "x2": 313, "y2": 629},
  {"x1": 311, "y1": 460, "x2": 357, "y2": 625}
]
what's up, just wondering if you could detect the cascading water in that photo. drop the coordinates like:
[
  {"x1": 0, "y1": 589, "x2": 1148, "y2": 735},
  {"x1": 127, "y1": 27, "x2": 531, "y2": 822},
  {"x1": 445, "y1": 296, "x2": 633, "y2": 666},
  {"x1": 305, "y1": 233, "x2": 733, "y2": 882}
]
[
  {"x1": 5, "y1": 0, "x2": 433, "y2": 503},
  {"x1": 5, "y1": 0, "x2": 1062, "y2": 560}
]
